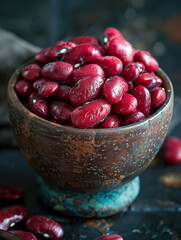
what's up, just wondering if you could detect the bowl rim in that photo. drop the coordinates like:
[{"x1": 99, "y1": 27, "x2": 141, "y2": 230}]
[{"x1": 8, "y1": 64, "x2": 174, "y2": 134}]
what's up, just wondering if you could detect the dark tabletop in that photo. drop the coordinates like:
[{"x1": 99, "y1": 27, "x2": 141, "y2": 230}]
[{"x1": 0, "y1": 0, "x2": 181, "y2": 239}]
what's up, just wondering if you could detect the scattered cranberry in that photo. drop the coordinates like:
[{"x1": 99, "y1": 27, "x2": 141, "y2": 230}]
[
  {"x1": 21, "y1": 64, "x2": 41, "y2": 81},
  {"x1": 0, "y1": 186, "x2": 24, "y2": 201},
  {"x1": 15, "y1": 79, "x2": 33, "y2": 97},
  {"x1": 122, "y1": 111, "x2": 145, "y2": 126},
  {"x1": 99, "y1": 115, "x2": 121, "y2": 128},
  {"x1": 150, "y1": 87, "x2": 166, "y2": 108},
  {"x1": 10, "y1": 230, "x2": 37, "y2": 240},
  {"x1": 50, "y1": 101, "x2": 73, "y2": 122},
  {"x1": 38, "y1": 81, "x2": 59, "y2": 98},
  {"x1": 95, "y1": 234, "x2": 123, "y2": 240},
  {"x1": 70, "y1": 35, "x2": 101, "y2": 46},
  {"x1": 0, "y1": 205, "x2": 27, "y2": 230},
  {"x1": 163, "y1": 137, "x2": 181, "y2": 164},
  {"x1": 69, "y1": 75, "x2": 104, "y2": 106},
  {"x1": 71, "y1": 99, "x2": 111, "y2": 128},
  {"x1": 92, "y1": 56, "x2": 123, "y2": 78},
  {"x1": 26, "y1": 215, "x2": 64, "y2": 239},
  {"x1": 134, "y1": 50, "x2": 158, "y2": 72},
  {"x1": 72, "y1": 64, "x2": 104, "y2": 82}
]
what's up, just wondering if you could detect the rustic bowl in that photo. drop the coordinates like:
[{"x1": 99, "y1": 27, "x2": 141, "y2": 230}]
[{"x1": 8, "y1": 65, "x2": 173, "y2": 217}]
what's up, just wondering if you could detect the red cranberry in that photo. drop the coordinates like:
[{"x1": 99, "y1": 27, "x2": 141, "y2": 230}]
[
  {"x1": 35, "y1": 48, "x2": 51, "y2": 65},
  {"x1": 0, "y1": 186, "x2": 24, "y2": 201},
  {"x1": 134, "y1": 50, "x2": 158, "y2": 72},
  {"x1": 104, "y1": 37, "x2": 135, "y2": 65},
  {"x1": 50, "y1": 101, "x2": 73, "y2": 122},
  {"x1": 92, "y1": 56, "x2": 123, "y2": 78},
  {"x1": 134, "y1": 73, "x2": 162, "y2": 88},
  {"x1": 70, "y1": 35, "x2": 101, "y2": 46},
  {"x1": 104, "y1": 27, "x2": 123, "y2": 42},
  {"x1": 62, "y1": 43, "x2": 101, "y2": 68},
  {"x1": 26, "y1": 215, "x2": 64, "y2": 239},
  {"x1": 55, "y1": 85, "x2": 71, "y2": 102},
  {"x1": 122, "y1": 110, "x2": 145, "y2": 126},
  {"x1": 42, "y1": 62, "x2": 73, "y2": 81},
  {"x1": 103, "y1": 76, "x2": 128, "y2": 104},
  {"x1": 21, "y1": 64, "x2": 41, "y2": 81},
  {"x1": 29, "y1": 93, "x2": 50, "y2": 119},
  {"x1": 99, "y1": 115, "x2": 121, "y2": 128},
  {"x1": 150, "y1": 87, "x2": 166, "y2": 108},
  {"x1": 15, "y1": 79, "x2": 33, "y2": 97},
  {"x1": 38, "y1": 81, "x2": 59, "y2": 97},
  {"x1": 72, "y1": 64, "x2": 104, "y2": 82},
  {"x1": 33, "y1": 78, "x2": 48, "y2": 91},
  {"x1": 69, "y1": 75, "x2": 104, "y2": 106},
  {"x1": 71, "y1": 99, "x2": 111, "y2": 128},
  {"x1": 131, "y1": 85, "x2": 151, "y2": 116},
  {"x1": 95, "y1": 234, "x2": 123, "y2": 240},
  {"x1": 112, "y1": 93, "x2": 138, "y2": 115},
  {"x1": 163, "y1": 137, "x2": 181, "y2": 164},
  {"x1": 10, "y1": 231, "x2": 37, "y2": 240},
  {"x1": 121, "y1": 62, "x2": 145, "y2": 81}
]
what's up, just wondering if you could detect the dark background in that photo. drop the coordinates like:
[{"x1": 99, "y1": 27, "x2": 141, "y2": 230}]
[{"x1": 0, "y1": 1, "x2": 181, "y2": 240}]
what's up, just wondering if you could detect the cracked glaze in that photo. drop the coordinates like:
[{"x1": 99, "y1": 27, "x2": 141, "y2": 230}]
[{"x1": 8, "y1": 64, "x2": 173, "y2": 193}]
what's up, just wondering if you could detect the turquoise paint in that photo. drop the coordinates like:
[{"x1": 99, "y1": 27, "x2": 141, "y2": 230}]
[{"x1": 37, "y1": 176, "x2": 140, "y2": 217}]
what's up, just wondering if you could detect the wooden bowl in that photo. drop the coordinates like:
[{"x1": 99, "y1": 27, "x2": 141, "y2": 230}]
[{"x1": 7, "y1": 65, "x2": 173, "y2": 217}]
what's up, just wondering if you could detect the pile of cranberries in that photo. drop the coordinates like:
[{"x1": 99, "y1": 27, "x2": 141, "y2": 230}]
[{"x1": 15, "y1": 27, "x2": 166, "y2": 129}]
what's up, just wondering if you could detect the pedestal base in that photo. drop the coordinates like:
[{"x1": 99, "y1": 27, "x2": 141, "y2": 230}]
[{"x1": 37, "y1": 176, "x2": 140, "y2": 218}]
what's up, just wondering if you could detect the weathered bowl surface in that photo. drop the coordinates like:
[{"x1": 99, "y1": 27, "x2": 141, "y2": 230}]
[{"x1": 8, "y1": 66, "x2": 173, "y2": 193}]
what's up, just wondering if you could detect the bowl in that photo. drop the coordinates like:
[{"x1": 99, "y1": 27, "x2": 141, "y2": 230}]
[{"x1": 8, "y1": 64, "x2": 173, "y2": 217}]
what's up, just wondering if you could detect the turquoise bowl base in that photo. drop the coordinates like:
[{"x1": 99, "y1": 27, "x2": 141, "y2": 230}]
[{"x1": 37, "y1": 176, "x2": 140, "y2": 218}]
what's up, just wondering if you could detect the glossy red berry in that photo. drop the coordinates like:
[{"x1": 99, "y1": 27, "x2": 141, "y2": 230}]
[
  {"x1": 103, "y1": 76, "x2": 128, "y2": 104},
  {"x1": 134, "y1": 50, "x2": 158, "y2": 72},
  {"x1": 72, "y1": 64, "x2": 104, "y2": 82},
  {"x1": 42, "y1": 62, "x2": 73, "y2": 81},
  {"x1": 99, "y1": 115, "x2": 121, "y2": 128},
  {"x1": 121, "y1": 62, "x2": 145, "y2": 81},
  {"x1": 38, "y1": 81, "x2": 59, "y2": 97},
  {"x1": 69, "y1": 75, "x2": 104, "y2": 106},
  {"x1": 122, "y1": 110, "x2": 145, "y2": 126},
  {"x1": 131, "y1": 85, "x2": 151, "y2": 116},
  {"x1": 134, "y1": 73, "x2": 162, "y2": 88},
  {"x1": 163, "y1": 137, "x2": 181, "y2": 164},
  {"x1": 15, "y1": 79, "x2": 33, "y2": 97},
  {"x1": 71, "y1": 99, "x2": 111, "y2": 128},
  {"x1": 50, "y1": 101, "x2": 73, "y2": 122},
  {"x1": 104, "y1": 27, "x2": 123, "y2": 42},
  {"x1": 150, "y1": 87, "x2": 166, "y2": 108},
  {"x1": 92, "y1": 56, "x2": 123, "y2": 78},
  {"x1": 21, "y1": 64, "x2": 41, "y2": 81}
]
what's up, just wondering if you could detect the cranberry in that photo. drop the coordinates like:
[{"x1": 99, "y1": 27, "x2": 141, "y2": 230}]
[
  {"x1": 0, "y1": 186, "x2": 24, "y2": 201},
  {"x1": 55, "y1": 85, "x2": 71, "y2": 102},
  {"x1": 134, "y1": 73, "x2": 162, "y2": 88},
  {"x1": 15, "y1": 79, "x2": 33, "y2": 97},
  {"x1": 99, "y1": 115, "x2": 121, "y2": 128},
  {"x1": 42, "y1": 62, "x2": 73, "y2": 81},
  {"x1": 104, "y1": 37, "x2": 135, "y2": 65},
  {"x1": 131, "y1": 85, "x2": 151, "y2": 116},
  {"x1": 69, "y1": 75, "x2": 104, "y2": 106},
  {"x1": 71, "y1": 99, "x2": 111, "y2": 128},
  {"x1": 35, "y1": 48, "x2": 51, "y2": 65},
  {"x1": 33, "y1": 78, "x2": 48, "y2": 91},
  {"x1": 29, "y1": 93, "x2": 50, "y2": 119},
  {"x1": 46, "y1": 42, "x2": 76, "y2": 60},
  {"x1": 62, "y1": 43, "x2": 101, "y2": 68},
  {"x1": 50, "y1": 101, "x2": 73, "y2": 122},
  {"x1": 122, "y1": 110, "x2": 145, "y2": 126},
  {"x1": 38, "y1": 81, "x2": 59, "y2": 97},
  {"x1": 103, "y1": 76, "x2": 128, "y2": 104},
  {"x1": 134, "y1": 50, "x2": 158, "y2": 72},
  {"x1": 0, "y1": 205, "x2": 27, "y2": 230},
  {"x1": 150, "y1": 87, "x2": 166, "y2": 108},
  {"x1": 70, "y1": 35, "x2": 101, "y2": 46},
  {"x1": 72, "y1": 64, "x2": 104, "y2": 82},
  {"x1": 10, "y1": 231, "x2": 37, "y2": 240},
  {"x1": 163, "y1": 137, "x2": 181, "y2": 164},
  {"x1": 92, "y1": 56, "x2": 123, "y2": 78},
  {"x1": 95, "y1": 234, "x2": 123, "y2": 240},
  {"x1": 104, "y1": 27, "x2": 123, "y2": 43},
  {"x1": 26, "y1": 215, "x2": 64, "y2": 239},
  {"x1": 121, "y1": 62, "x2": 145, "y2": 81},
  {"x1": 21, "y1": 64, "x2": 41, "y2": 81}
]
